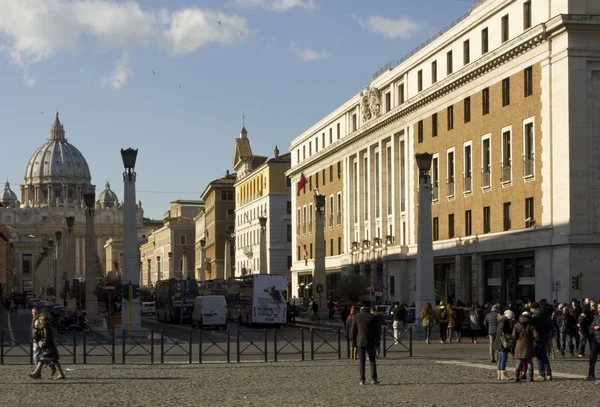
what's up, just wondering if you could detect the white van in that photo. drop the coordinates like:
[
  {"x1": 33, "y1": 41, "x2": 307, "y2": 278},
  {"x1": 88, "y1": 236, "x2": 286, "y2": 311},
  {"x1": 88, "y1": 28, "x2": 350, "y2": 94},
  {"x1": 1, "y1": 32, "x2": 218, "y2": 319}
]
[{"x1": 192, "y1": 295, "x2": 228, "y2": 329}]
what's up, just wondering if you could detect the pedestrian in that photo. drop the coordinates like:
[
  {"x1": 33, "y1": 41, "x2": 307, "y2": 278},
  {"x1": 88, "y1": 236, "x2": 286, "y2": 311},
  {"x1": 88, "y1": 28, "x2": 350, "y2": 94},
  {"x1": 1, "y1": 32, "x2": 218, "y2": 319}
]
[
  {"x1": 30, "y1": 307, "x2": 56, "y2": 377},
  {"x1": 494, "y1": 309, "x2": 515, "y2": 381},
  {"x1": 391, "y1": 301, "x2": 406, "y2": 344},
  {"x1": 484, "y1": 304, "x2": 501, "y2": 363},
  {"x1": 469, "y1": 303, "x2": 482, "y2": 344},
  {"x1": 446, "y1": 304, "x2": 456, "y2": 343},
  {"x1": 577, "y1": 306, "x2": 591, "y2": 357},
  {"x1": 346, "y1": 306, "x2": 357, "y2": 359},
  {"x1": 530, "y1": 302, "x2": 552, "y2": 381},
  {"x1": 559, "y1": 304, "x2": 576, "y2": 357},
  {"x1": 420, "y1": 302, "x2": 435, "y2": 344},
  {"x1": 30, "y1": 314, "x2": 65, "y2": 380},
  {"x1": 351, "y1": 302, "x2": 381, "y2": 385},
  {"x1": 454, "y1": 301, "x2": 465, "y2": 343},
  {"x1": 437, "y1": 302, "x2": 449, "y2": 344},
  {"x1": 327, "y1": 301, "x2": 335, "y2": 321},
  {"x1": 586, "y1": 306, "x2": 600, "y2": 380},
  {"x1": 512, "y1": 311, "x2": 535, "y2": 382}
]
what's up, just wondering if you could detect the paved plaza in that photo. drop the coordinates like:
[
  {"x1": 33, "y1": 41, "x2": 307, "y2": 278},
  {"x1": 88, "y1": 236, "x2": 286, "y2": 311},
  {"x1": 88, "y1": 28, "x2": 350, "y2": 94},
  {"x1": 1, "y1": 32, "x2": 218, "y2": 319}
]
[{"x1": 0, "y1": 337, "x2": 596, "y2": 407}]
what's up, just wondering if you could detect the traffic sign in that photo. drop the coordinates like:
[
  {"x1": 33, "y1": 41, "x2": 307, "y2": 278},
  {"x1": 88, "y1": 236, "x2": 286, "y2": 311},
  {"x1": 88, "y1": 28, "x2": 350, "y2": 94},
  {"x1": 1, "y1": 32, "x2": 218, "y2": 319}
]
[
  {"x1": 176, "y1": 282, "x2": 182, "y2": 292},
  {"x1": 105, "y1": 281, "x2": 115, "y2": 294},
  {"x1": 374, "y1": 280, "x2": 384, "y2": 292}
]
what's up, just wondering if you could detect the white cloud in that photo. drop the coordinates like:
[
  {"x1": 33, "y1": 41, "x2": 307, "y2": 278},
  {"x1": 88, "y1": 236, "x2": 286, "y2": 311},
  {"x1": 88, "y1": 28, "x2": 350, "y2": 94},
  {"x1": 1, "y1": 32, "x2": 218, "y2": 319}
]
[
  {"x1": 290, "y1": 42, "x2": 329, "y2": 62},
  {"x1": 359, "y1": 15, "x2": 420, "y2": 40},
  {"x1": 0, "y1": 1, "x2": 252, "y2": 87},
  {"x1": 232, "y1": 0, "x2": 316, "y2": 12},
  {"x1": 164, "y1": 8, "x2": 250, "y2": 55},
  {"x1": 101, "y1": 53, "x2": 132, "y2": 89}
]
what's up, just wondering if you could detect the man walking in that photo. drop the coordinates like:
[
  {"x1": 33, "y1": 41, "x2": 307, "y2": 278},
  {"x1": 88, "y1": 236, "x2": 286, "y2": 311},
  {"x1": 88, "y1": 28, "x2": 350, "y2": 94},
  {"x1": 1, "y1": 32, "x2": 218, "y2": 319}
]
[
  {"x1": 484, "y1": 304, "x2": 501, "y2": 363},
  {"x1": 351, "y1": 302, "x2": 381, "y2": 385}
]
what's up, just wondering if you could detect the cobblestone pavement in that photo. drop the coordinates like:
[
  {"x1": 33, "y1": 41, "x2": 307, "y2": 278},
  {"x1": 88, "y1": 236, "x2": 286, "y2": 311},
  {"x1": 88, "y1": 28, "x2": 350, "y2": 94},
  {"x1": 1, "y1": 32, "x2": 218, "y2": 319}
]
[{"x1": 0, "y1": 340, "x2": 597, "y2": 407}]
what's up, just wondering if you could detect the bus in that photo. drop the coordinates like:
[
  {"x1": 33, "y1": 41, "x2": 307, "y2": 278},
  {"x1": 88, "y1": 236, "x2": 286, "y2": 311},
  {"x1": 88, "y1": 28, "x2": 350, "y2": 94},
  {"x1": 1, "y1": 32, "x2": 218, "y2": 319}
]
[
  {"x1": 155, "y1": 278, "x2": 198, "y2": 323},
  {"x1": 238, "y1": 275, "x2": 287, "y2": 325}
]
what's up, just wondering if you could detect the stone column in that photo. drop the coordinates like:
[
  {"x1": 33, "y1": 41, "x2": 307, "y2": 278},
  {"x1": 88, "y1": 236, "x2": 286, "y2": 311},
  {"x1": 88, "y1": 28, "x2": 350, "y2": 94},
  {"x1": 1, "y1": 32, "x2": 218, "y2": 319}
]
[
  {"x1": 84, "y1": 193, "x2": 99, "y2": 320},
  {"x1": 259, "y1": 218, "x2": 267, "y2": 275},
  {"x1": 224, "y1": 240, "x2": 232, "y2": 279},
  {"x1": 415, "y1": 165, "x2": 434, "y2": 321},
  {"x1": 66, "y1": 225, "x2": 77, "y2": 310},
  {"x1": 121, "y1": 148, "x2": 141, "y2": 332},
  {"x1": 313, "y1": 195, "x2": 327, "y2": 319},
  {"x1": 199, "y1": 239, "x2": 206, "y2": 283}
]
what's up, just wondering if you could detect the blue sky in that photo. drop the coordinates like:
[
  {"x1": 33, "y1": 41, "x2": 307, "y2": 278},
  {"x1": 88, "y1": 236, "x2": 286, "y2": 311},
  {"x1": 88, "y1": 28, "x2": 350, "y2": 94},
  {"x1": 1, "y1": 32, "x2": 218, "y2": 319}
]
[{"x1": 0, "y1": 0, "x2": 476, "y2": 219}]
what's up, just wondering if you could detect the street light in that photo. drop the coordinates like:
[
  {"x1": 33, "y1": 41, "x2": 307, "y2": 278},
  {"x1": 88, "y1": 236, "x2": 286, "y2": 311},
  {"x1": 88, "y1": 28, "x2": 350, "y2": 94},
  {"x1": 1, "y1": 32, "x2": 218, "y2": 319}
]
[
  {"x1": 55, "y1": 231, "x2": 62, "y2": 302},
  {"x1": 315, "y1": 195, "x2": 325, "y2": 214},
  {"x1": 121, "y1": 148, "x2": 138, "y2": 175},
  {"x1": 258, "y1": 216, "x2": 267, "y2": 231},
  {"x1": 84, "y1": 191, "x2": 99, "y2": 320},
  {"x1": 199, "y1": 238, "x2": 206, "y2": 283},
  {"x1": 415, "y1": 152, "x2": 435, "y2": 324},
  {"x1": 65, "y1": 216, "x2": 75, "y2": 307},
  {"x1": 258, "y1": 217, "x2": 267, "y2": 275}
]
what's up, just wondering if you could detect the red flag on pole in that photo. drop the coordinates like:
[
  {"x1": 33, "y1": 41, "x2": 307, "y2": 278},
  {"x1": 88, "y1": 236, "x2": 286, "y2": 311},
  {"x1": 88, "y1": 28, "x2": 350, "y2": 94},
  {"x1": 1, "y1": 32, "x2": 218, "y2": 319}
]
[{"x1": 297, "y1": 172, "x2": 308, "y2": 194}]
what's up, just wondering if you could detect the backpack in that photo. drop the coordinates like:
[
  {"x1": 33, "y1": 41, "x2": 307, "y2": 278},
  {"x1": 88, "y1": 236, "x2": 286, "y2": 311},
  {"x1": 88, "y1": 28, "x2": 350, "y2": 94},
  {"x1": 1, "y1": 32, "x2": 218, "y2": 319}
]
[
  {"x1": 500, "y1": 332, "x2": 515, "y2": 350},
  {"x1": 439, "y1": 308, "x2": 448, "y2": 321}
]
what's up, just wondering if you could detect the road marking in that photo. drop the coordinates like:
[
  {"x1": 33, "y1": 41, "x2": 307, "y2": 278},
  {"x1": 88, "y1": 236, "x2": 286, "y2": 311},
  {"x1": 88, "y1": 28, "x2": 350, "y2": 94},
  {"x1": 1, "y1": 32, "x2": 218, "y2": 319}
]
[{"x1": 436, "y1": 360, "x2": 585, "y2": 379}]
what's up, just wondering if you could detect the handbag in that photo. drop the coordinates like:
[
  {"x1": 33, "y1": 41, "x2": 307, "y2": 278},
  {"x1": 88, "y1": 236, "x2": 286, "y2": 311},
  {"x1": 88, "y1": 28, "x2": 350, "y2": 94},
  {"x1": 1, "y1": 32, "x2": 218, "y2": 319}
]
[{"x1": 500, "y1": 333, "x2": 514, "y2": 349}]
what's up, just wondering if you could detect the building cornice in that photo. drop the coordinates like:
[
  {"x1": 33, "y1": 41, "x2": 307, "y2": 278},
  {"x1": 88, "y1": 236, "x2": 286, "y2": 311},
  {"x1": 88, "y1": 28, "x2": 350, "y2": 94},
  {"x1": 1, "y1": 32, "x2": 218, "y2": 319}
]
[{"x1": 288, "y1": 23, "x2": 558, "y2": 178}]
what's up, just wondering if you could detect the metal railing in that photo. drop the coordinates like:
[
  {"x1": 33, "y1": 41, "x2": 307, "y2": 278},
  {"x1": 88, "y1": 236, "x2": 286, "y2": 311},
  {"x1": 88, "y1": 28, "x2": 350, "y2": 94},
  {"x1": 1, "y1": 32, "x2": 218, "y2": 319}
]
[
  {"x1": 501, "y1": 165, "x2": 512, "y2": 183},
  {"x1": 523, "y1": 158, "x2": 534, "y2": 178},
  {"x1": 463, "y1": 176, "x2": 472, "y2": 193},
  {"x1": 0, "y1": 327, "x2": 412, "y2": 364},
  {"x1": 432, "y1": 186, "x2": 439, "y2": 201},
  {"x1": 481, "y1": 171, "x2": 490, "y2": 188}
]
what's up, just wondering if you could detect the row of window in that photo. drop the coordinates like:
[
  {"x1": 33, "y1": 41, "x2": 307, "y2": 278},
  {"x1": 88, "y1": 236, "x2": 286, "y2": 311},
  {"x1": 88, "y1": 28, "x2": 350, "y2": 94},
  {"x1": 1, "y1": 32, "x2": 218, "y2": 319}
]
[
  {"x1": 430, "y1": 118, "x2": 534, "y2": 200},
  {"x1": 416, "y1": 2, "x2": 532, "y2": 93},
  {"x1": 433, "y1": 197, "x2": 535, "y2": 240},
  {"x1": 297, "y1": 162, "x2": 342, "y2": 195},
  {"x1": 297, "y1": 237, "x2": 344, "y2": 261},
  {"x1": 296, "y1": 193, "x2": 343, "y2": 235},
  {"x1": 418, "y1": 66, "x2": 534, "y2": 143}
]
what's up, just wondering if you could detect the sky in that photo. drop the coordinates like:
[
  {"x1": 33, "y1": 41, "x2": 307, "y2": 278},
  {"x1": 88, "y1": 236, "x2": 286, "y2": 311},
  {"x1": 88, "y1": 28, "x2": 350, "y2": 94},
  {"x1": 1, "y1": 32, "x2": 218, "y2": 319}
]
[{"x1": 0, "y1": 0, "x2": 479, "y2": 220}]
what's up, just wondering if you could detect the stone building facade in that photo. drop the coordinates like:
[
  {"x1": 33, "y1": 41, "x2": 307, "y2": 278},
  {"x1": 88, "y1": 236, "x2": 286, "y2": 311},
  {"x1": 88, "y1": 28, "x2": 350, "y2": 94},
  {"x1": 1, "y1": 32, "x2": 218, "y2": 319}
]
[{"x1": 288, "y1": 0, "x2": 600, "y2": 305}]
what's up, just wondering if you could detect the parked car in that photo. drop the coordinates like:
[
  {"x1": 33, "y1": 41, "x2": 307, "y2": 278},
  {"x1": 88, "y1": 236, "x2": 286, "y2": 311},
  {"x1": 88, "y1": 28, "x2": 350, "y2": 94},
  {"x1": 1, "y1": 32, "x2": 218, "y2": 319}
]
[{"x1": 141, "y1": 301, "x2": 156, "y2": 316}]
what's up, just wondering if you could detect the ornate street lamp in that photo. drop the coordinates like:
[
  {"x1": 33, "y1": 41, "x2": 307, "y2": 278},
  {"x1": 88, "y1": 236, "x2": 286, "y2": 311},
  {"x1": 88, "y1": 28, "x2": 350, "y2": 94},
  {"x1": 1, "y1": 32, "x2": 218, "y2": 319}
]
[
  {"x1": 121, "y1": 148, "x2": 138, "y2": 179},
  {"x1": 415, "y1": 152, "x2": 433, "y2": 178},
  {"x1": 315, "y1": 195, "x2": 326, "y2": 214},
  {"x1": 258, "y1": 216, "x2": 267, "y2": 231}
]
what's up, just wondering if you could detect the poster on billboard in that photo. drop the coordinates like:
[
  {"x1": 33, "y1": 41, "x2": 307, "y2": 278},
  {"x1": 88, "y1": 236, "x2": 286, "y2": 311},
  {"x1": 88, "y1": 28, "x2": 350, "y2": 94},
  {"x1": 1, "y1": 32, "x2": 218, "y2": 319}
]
[
  {"x1": 252, "y1": 275, "x2": 287, "y2": 324},
  {"x1": 23, "y1": 280, "x2": 32, "y2": 293}
]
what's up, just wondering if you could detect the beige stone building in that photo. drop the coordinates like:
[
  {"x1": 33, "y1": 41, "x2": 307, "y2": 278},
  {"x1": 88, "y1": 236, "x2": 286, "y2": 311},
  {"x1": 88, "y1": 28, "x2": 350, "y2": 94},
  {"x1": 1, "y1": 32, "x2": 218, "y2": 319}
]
[
  {"x1": 139, "y1": 201, "x2": 203, "y2": 287},
  {"x1": 197, "y1": 172, "x2": 236, "y2": 280},
  {"x1": 289, "y1": 1, "x2": 600, "y2": 305}
]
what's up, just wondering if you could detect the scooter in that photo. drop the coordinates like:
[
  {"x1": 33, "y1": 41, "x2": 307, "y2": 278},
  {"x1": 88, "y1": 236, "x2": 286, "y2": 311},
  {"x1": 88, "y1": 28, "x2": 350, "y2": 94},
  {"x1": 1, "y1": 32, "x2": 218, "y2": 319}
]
[{"x1": 55, "y1": 312, "x2": 91, "y2": 334}]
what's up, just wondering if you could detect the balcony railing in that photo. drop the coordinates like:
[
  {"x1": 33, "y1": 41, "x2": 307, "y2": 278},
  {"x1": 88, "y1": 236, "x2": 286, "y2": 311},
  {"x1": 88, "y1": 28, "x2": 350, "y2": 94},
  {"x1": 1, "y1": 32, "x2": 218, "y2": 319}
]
[
  {"x1": 501, "y1": 165, "x2": 512, "y2": 183},
  {"x1": 463, "y1": 176, "x2": 472, "y2": 193},
  {"x1": 481, "y1": 171, "x2": 490, "y2": 189},
  {"x1": 302, "y1": 223, "x2": 306, "y2": 234},
  {"x1": 523, "y1": 158, "x2": 534, "y2": 178},
  {"x1": 432, "y1": 186, "x2": 439, "y2": 201},
  {"x1": 337, "y1": 213, "x2": 342, "y2": 226},
  {"x1": 329, "y1": 214, "x2": 334, "y2": 227},
  {"x1": 446, "y1": 181, "x2": 455, "y2": 197}
]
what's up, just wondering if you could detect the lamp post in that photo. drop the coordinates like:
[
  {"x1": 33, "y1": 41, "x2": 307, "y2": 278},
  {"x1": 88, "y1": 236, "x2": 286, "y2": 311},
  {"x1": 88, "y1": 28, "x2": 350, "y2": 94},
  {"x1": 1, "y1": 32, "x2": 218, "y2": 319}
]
[
  {"x1": 84, "y1": 191, "x2": 99, "y2": 321},
  {"x1": 198, "y1": 238, "x2": 206, "y2": 283},
  {"x1": 168, "y1": 252, "x2": 173, "y2": 279},
  {"x1": 43, "y1": 246, "x2": 49, "y2": 300},
  {"x1": 258, "y1": 217, "x2": 267, "y2": 275},
  {"x1": 313, "y1": 194, "x2": 326, "y2": 320},
  {"x1": 65, "y1": 216, "x2": 75, "y2": 308},
  {"x1": 182, "y1": 247, "x2": 188, "y2": 279},
  {"x1": 415, "y1": 152, "x2": 435, "y2": 322},
  {"x1": 55, "y1": 231, "x2": 62, "y2": 302},
  {"x1": 121, "y1": 147, "x2": 141, "y2": 332}
]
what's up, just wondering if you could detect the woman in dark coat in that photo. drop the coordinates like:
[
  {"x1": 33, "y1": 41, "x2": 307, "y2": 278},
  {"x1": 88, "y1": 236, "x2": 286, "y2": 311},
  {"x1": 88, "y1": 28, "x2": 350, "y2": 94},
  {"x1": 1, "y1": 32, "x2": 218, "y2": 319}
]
[
  {"x1": 494, "y1": 309, "x2": 516, "y2": 381},
  {"x1": 29, "y1": 314, "x2": 65, "y2": 380},
  {"x1": 512, "y1": 311, "x2": 534, "y2": 382}
]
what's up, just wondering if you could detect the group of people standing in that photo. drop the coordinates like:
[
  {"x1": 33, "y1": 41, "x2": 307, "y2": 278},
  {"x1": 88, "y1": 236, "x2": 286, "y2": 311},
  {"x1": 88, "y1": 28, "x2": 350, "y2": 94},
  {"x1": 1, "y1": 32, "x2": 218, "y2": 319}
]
[
  {"x1": 419, "y1": 301, "x2": 483, "y2": 344},
  {"x1": 29, "y1": 307, "x2": 65, "y2": 380}
]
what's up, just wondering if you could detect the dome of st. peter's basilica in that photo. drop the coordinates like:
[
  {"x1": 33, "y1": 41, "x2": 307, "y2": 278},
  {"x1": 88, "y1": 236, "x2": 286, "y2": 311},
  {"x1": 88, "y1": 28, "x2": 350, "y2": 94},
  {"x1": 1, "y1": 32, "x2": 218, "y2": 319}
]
[{"x1": 21, "y1": 112, "x2": 94, "y2": 206}]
